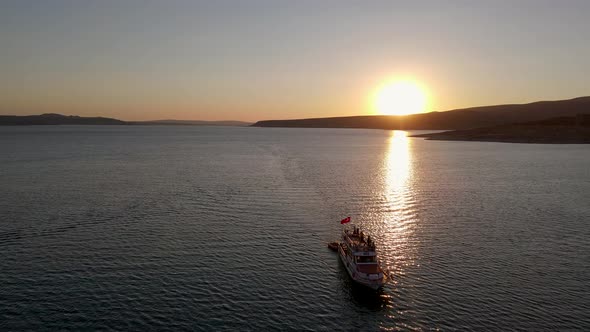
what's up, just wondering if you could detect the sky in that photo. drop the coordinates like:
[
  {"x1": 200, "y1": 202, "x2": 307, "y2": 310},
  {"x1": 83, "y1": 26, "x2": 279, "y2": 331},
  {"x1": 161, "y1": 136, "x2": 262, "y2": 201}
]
[{"x1": 1, "y1": 0, "x2": 589, "y2": 121}]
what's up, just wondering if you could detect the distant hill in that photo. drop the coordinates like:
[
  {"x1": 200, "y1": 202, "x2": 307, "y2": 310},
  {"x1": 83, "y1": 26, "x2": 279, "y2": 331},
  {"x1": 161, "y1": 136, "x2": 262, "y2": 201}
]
[
  {"x1": 132, "y1": 119, "x2": 252, "y2": 126},
  {"x1": 411, "y1": 114, "x2": 590, "y2": 144},
  {"x1": 0, "y1": 113, "x2": 126, "y2": 125},
  {"x1": 252, "y1": 96, "x2": 590, "y2": 130},
  {"x1": 0, "y1": 114, "x2": 251, "y2": 126}
]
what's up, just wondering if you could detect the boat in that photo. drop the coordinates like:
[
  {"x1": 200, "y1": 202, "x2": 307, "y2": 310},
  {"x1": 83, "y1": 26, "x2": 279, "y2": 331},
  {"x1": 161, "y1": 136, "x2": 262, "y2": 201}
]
[{"x1": 337, "y1": 225, "x2": 387, "y2": 290}]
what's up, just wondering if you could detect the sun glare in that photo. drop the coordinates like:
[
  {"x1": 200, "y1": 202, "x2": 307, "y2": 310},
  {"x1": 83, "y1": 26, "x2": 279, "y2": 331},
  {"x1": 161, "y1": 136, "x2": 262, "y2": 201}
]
[{"x1": 374, "y1": 80, "x2": 427, "y2": 116}]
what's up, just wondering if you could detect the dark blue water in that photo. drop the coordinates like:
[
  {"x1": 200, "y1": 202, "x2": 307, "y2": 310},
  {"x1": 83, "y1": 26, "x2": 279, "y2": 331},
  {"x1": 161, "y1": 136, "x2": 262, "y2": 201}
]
[{"x1": 1, "y1": 126, "x2": 589, "y2": 330}]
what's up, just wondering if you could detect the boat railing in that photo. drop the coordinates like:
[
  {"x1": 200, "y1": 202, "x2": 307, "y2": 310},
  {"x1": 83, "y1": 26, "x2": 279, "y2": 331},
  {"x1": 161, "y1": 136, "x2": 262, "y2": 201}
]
[{"x1": 343, "y1": 229, "x2": 376, "y2": 251}]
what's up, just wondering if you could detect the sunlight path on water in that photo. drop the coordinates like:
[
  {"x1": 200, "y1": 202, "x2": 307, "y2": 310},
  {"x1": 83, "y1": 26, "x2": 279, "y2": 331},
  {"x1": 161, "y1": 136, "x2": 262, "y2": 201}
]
[
  {"x1": 382, "y1": 130, "x2": 418, "y2": 275},
  {"x1": 376, "y1": 130, "x2": 421, "y2": 328},
  {"x1": 378, "y1": 130, "x2": 416, "y2": 272}
]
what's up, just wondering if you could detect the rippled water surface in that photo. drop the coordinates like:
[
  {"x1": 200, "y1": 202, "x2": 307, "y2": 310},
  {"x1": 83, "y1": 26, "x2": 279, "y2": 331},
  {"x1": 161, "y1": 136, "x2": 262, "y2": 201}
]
[{"x1": 1, "y1": 126, "x2": 589, "y2": 330}]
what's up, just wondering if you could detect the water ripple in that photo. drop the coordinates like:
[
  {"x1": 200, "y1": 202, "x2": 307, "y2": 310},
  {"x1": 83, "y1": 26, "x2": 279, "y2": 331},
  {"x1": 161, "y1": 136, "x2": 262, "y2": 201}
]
[{"x1": 0, "y1": 126, "x2": 588, "y2": 330}]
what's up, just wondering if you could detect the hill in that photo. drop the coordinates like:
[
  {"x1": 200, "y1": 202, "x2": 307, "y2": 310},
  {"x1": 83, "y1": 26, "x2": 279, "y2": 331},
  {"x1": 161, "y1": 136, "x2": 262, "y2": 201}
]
[
  {"x1": 411, "y1": 114, "x2": 590, "y2": 144},
  {"x1": 252, "y1": 96, "x2": 590, "y2": 130},
  {"x1": 0, "y1": 114, "x2": 251, "y2": 126},
  {"x1": 0, "y1": 113, "x2": 126, "y2": 125}
]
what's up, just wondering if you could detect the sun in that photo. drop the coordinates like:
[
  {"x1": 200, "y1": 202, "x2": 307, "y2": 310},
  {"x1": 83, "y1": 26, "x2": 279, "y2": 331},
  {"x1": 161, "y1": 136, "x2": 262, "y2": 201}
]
[{"x1": 374, "y1": 80, "x2": 427, "y2": 116}]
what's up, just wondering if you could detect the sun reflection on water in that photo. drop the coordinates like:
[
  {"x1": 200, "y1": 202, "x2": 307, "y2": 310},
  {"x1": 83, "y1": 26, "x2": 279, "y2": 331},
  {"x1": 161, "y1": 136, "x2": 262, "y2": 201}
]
[
  {"x1": 385, "y1": 131, "x2": 411, "y2": 193},
  {"x1": 380, "y1": 130, "x2": 417, "y2": 278}
]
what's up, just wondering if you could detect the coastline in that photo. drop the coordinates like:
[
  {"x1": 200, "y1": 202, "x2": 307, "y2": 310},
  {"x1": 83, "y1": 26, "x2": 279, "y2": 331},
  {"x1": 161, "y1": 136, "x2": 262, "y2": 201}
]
[{"x1": 411, "y1": 124, "x2": 590, "y2": 144}]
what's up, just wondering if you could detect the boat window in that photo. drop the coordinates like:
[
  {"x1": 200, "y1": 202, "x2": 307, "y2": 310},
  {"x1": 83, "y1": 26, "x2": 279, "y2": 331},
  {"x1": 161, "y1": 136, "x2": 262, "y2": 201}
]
[{"x1": 357, "y1": 256, "x2": 376, "y2": 263}]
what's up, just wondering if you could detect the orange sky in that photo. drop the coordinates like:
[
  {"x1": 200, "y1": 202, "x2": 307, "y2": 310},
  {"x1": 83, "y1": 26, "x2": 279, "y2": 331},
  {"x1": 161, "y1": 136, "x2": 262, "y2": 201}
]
[{"x1": 1, "y1": 2, "x2": 589, "y2": 121}]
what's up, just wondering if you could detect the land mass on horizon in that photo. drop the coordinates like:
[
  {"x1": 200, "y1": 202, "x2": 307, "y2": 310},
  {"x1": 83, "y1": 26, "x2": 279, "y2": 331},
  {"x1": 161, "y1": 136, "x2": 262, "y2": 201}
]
[
  {"x1": 0, "y1": 114, "x2": 251, "y2": 127},
  {"x1": 3, "y1": 97, "x2": 590, "y2": 143},
  {"x1": 252, "y1": 96, "x2": 590, "y2": 131},
  {"x1": 412, "y1": 115, "x2": 590, "y2": 144}
]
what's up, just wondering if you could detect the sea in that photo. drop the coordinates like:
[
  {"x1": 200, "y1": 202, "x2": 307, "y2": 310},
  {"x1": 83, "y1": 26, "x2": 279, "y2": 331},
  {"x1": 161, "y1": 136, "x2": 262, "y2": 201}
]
[{"x1": 1, "y1": 125, "x2": 589, "y2": 331}]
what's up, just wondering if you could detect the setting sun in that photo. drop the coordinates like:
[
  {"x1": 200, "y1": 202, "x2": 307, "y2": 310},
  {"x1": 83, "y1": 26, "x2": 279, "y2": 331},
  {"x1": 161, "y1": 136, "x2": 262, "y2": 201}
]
[{"x1": 374, "y1": 80, "x2": 428, "y2": 116}]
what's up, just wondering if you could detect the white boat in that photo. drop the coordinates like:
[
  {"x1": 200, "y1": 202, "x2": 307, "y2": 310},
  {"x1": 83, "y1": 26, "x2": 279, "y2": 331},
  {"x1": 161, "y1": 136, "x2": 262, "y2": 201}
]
[{"x1": 337, "y1": 226, "x2": 387, "y2": 290}]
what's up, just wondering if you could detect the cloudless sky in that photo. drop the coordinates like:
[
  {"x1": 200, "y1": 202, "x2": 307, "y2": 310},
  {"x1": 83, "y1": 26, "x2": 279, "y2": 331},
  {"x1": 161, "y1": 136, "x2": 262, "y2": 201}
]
[{"x1": 1, "y1": 0, "x2": 589, "y2": 121}]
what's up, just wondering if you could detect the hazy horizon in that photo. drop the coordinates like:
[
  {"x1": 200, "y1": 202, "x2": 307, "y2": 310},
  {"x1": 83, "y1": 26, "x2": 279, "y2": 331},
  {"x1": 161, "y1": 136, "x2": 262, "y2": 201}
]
[{"x1": 2, "y1": 0, "x2": 589, "y2": 121}]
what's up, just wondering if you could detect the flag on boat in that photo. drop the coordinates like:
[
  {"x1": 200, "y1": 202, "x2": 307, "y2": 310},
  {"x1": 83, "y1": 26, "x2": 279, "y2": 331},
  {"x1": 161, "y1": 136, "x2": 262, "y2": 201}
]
[{"x1": 340, "y1": 216, "x2": 351, "y2": 224}]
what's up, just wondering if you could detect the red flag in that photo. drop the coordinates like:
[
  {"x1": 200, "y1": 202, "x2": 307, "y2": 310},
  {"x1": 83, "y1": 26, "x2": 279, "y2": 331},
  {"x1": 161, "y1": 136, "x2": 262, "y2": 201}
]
[{"x1": 340, "y1": 216, "x2": 351, "y2": 224}]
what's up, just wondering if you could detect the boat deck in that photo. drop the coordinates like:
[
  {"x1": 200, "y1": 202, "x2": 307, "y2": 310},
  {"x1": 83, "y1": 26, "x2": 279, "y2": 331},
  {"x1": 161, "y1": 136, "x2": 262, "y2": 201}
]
[{"x1": 344, "y1": 232, "x2": 376, "y2": 253}]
